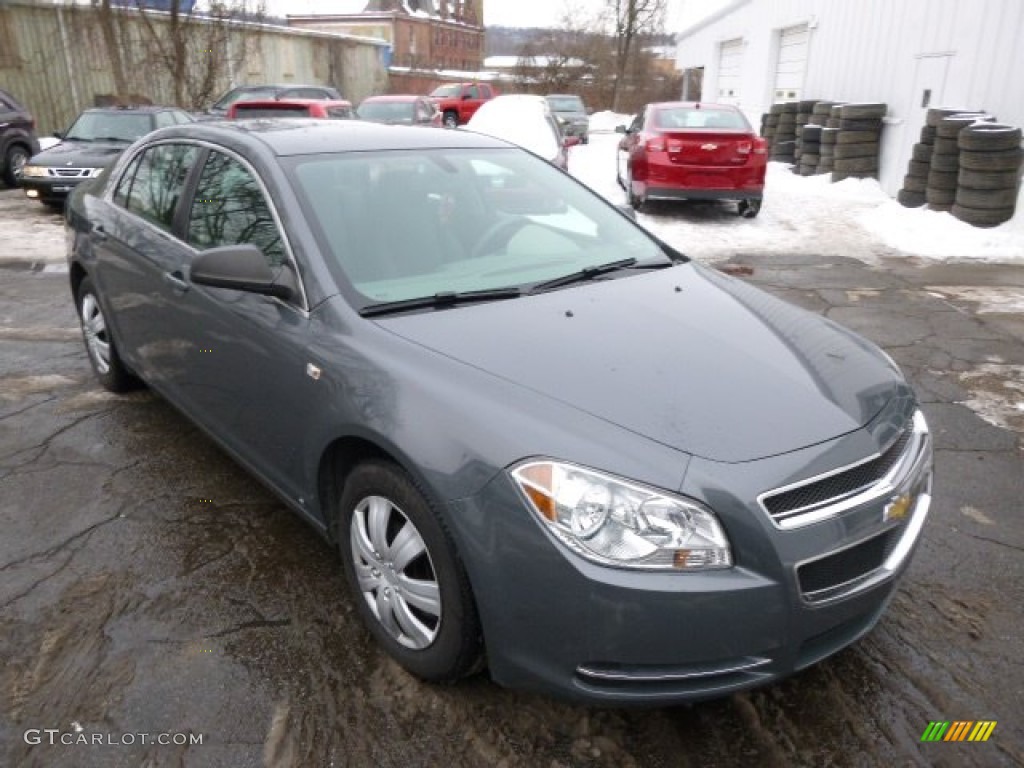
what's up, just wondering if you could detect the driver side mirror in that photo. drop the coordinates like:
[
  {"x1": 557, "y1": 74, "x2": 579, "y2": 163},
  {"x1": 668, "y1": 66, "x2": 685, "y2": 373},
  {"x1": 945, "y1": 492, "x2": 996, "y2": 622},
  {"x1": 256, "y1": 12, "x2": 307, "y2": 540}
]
[
  {"x1": 614, "y1": 125, "x2": 627, "y2": 134},
  {"x1": 191, "y1": 244, "x2": 297, "y2": 301}
]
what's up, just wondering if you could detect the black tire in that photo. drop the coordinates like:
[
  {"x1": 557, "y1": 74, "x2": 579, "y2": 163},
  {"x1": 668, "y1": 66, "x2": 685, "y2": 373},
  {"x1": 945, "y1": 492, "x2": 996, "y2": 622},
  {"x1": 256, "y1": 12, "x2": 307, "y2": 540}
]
[
  {"x1": 897, "y1": 189, "x2": 926, "y2": 207},
  {"x1": 834, "y1": 156, "x2": 879, "y2": 173},
  {"x1": 826, "y1": 118, "x2": 841, "y2": 129},
  {"x1": 626, "y1": 168, "x2": 645, "y2": 211},
  {"x1": 442, "y1": 110, "x2": 459, "y2": 128},
  {"x1": 907, "y1": 160, "x2": 930, "y2": 177},
  {"x1": 926, "y1": 169, "x2": 959, "y2": 190},
  {"x1": 936, "y1": 114, "x2": 991, "y2": 138},
  {"x1": 780, "y1": 102, "x2": 798, "y2": 114},
  {"x1": 959, "y1": 147, "x2": 1024, "y2": 171},
  {"x1": 808, "y1": 115, "x2": 828, "y2": 126},
  {"x1": 812, "y1": 101, "x2": 839, "y2": 116},
  {"x1": 920, "y1": 125, "x2": 937, "y2": 144},
  {"x1": 911, "y1": 143, "x2": 933, "y2": 162},
  {"x1": 955, "y1": 186, "x2": 1020, "y2": 209},
  {"x1": 833, "y1": 141, "x2": 879, "y2": 159},
  {"x1": 932, "y1": 137, "x2": 960, "y2": 154},
  {"x1": 769, "y1": 103, "x2": 786, "y2": 115},
  {"x1": 951, "y1": 203, "x2": 1015, "y2": 228},
  {"x1": 838, "y1": 118, "x2": 882, "y2": 132},
  {"x1": 925, "y1": 187, "x2": 956, "y2": 206},
  {"x1": 2, "y1": 143, "x2": 30, "y2": 187},
  {"x1": 820, "y1": 145, "x2": 835, "y2": 157},
  {"x1": 958, "y1": 168, "x2": 1022, "y2": 190},
  {"x1": 738, "y1": 198, "x2": 761, "y2": 218},
  {"x1": 337, "y1": 460, "x2": 482, "y2": 682},
  {"x1": 801, "y1": 153, "x2": 820, "y2": 165},
  {"x1": 929, "y1": 203, "x2": 953, "y2": 213},
  {"x1": 926, "y1": 107, "x2": 972, "y2": 127},
  {"x1": 801, "y1": 125, "x2": 822, "y2": 140},
  {"x1": 929, "y1": 153, "x2": 960, "y2": 172},
  {"x1": 836, "y1": 130, "x2": 881, "y2": 144},
  {"x1": 832, "y1": 170, "x2": 876, "y2": 182},
  {"x1": 838, "y1": 103, "x2": 887, "y2": 120},
  {"x1": 75, "y1": 276, "x2": 137, "y2": 393},
  {"x1": 958, "y1": 123, "x2": 1023, "y2": 151},
  {"x1": 801, "y1": 141, "x2": 821, "y2": 152},
  {"x1": 903, "y1": 174, "x2": 927, "y2": 192},
  {"x1": 820, "y1": 128, "x2": 839, "y2": 144}
]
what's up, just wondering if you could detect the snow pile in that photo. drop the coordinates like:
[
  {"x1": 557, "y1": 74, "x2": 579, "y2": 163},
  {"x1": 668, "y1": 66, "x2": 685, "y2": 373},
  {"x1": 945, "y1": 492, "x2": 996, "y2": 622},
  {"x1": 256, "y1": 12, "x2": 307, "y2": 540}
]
[
  {"x1": 567, "y1": 132, "x2": 1024, "y2": 265},
  {"x1": 588, "y1": 111, "x2": 632, "y2": 133}
]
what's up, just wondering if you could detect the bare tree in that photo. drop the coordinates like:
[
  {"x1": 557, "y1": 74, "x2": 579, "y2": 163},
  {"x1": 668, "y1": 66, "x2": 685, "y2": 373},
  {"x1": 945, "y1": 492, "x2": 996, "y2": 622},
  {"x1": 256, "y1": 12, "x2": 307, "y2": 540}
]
[{"x1": 608, "y1": 0, "x2": 665, "y2": 111}]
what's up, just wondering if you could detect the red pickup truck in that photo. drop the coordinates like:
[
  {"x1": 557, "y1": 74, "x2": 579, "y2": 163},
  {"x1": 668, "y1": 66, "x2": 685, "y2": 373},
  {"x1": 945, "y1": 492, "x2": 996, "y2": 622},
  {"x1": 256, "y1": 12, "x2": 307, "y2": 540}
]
[{"x1": 429, "y1": 83, "x2": 498, "y2": 128}]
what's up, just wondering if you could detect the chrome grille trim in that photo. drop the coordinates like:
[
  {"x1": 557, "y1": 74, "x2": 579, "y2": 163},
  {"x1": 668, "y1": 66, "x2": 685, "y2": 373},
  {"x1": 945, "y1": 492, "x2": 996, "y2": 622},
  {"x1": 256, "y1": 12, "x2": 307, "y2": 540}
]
[
  {"x1": 576, "y1": 656, "x2": 771, "y2": 683},
  {"x1": 758, "y1": 411, "x2": 928, "y2": 530},
  {"x1": 48, "y1": 167, "x2": 92, "y2": 178}
]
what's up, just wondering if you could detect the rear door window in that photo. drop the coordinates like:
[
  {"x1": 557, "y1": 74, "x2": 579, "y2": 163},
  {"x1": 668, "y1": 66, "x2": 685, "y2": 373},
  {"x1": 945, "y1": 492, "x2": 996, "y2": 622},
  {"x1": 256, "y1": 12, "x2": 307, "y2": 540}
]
[{"x1": 118, "y1": 144, "x2": 199, "y2": 231}]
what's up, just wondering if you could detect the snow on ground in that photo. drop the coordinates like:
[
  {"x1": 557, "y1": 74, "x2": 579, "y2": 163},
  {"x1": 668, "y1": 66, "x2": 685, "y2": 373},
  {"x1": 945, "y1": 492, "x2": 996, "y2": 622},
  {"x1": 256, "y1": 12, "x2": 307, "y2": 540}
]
[{"x1": 569, "y1": 125, "x2": 1024, "y2": 266}]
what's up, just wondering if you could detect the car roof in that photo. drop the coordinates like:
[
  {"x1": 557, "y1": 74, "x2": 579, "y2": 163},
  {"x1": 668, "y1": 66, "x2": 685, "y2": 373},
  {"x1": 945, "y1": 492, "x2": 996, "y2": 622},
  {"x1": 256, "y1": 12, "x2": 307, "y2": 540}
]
[
  {"x1": 150, "y1": 118, "x2": 511, "y2": 156},
  {"x1": 360, "y1": 95, "x2": 422, "y2": 103}
]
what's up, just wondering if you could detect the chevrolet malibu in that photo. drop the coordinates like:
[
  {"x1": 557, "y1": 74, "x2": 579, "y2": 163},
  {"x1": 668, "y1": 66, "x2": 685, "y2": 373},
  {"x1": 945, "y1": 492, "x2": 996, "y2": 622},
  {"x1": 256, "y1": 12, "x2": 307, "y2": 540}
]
[{"x1": 66, "y1": 120, "x2": 932, "y2": 704}]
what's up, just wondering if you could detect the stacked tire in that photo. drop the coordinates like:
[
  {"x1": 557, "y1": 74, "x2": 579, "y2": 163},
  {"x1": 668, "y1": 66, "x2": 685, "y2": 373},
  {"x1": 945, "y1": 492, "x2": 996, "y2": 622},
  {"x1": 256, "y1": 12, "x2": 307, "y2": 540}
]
[
  {"x1": 927, "y1": 113, "x2": 993, "y2": 211},
  {"x1": 808, "y1": 101, "x2": 837, "y2": 128},
  {"x1": 832, "y1": 103, "x2": 886, "y2": 182},
  {"x1": 818, "y1": 127, "x2": 838, "y2": 174},
  {"x1": 898, "y1": 107, "x2": 970, "y2": 207},
  {"x1": 770, "y1": 102, "x2": 798, "y2": 163},
  {"x1": 793, "y1": 100, "x2": 818, "y2": 168},
  {"x1": 798, "y1": 125, "x2": 822, "y2": 175},
  {"x1": 953, "y1": 123, "x2": 1024, "y2": 227},
  {"x1": 763, "y1": 110, "x2": 778, "y2": 143}
]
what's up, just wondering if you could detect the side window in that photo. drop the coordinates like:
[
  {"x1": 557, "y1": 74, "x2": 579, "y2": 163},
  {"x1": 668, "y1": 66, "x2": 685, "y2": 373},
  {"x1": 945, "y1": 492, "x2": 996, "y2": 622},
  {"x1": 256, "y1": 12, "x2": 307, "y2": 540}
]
[
  {"x1": 284, "y1": 88, "x2": 324, "y2": 100},
  {"x1": 629, "y1": 113, "x2": 643, "y2": 133},
  {"x1": 480, "y1": 85, "x2": 491, "y2": 99},
  {"x1": 153, "y1": 111, "x2": 176, "y2": 129},
  {"x1": 466, "y1": 85, "x2": 479, "y2": 100},
  {"x1": 112, "y1": 152, "x2": 144, "y2": 208},
  {"x1": 121, "y1": 144, "x2": 199, "y2": 230},
  {"x1": 187, "y1": 151, "x2": 285, "y2": 266}
]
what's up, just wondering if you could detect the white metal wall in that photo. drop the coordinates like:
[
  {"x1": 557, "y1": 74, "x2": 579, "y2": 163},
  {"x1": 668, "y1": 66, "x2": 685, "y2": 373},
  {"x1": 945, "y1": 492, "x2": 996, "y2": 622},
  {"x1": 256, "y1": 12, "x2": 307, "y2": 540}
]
[
  {"x1": 675, "y1": 0, "x2": 1024, "y2": 195},
  {"x1": 717, "y1": 38, "x2": 744, "y2": 103}
]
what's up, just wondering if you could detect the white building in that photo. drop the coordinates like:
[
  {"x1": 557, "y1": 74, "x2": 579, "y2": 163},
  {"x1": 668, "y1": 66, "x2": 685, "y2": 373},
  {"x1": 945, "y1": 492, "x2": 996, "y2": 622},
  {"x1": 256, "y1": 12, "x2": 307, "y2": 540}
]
[{"x1": 675, "y1": 0, "x2": 1024, "y2": 194}]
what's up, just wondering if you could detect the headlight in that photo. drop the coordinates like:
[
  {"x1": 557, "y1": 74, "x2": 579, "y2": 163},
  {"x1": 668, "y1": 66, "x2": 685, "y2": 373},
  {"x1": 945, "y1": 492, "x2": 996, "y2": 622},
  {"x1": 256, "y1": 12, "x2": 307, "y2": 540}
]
[
  {"x1": 20, "y1": 165, "x2": 49, "y2": 178},
  {"x1": 511, "y1": 460, "x2": 732, "y2": 570},
  {"x1": 87, "y1": 167, "x2": 105, "y2": 178}
]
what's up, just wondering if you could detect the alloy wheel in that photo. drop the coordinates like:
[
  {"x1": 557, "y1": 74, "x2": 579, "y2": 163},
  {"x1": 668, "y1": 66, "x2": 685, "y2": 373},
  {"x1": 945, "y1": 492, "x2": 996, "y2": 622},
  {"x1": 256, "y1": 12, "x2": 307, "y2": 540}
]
[{"x1": 80, "y1": 293, "x2": 111, "y2": 374}]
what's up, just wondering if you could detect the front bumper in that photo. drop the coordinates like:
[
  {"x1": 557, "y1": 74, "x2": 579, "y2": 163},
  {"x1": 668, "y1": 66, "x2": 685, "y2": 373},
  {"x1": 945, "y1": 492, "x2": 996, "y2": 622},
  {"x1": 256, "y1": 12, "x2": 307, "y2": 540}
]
[
  {"x1": 446, "y1": 400, "x2": 931, "y2": 704},
  {"x1": 20, "y1": 176, "x2": 85, "y2": 203}
]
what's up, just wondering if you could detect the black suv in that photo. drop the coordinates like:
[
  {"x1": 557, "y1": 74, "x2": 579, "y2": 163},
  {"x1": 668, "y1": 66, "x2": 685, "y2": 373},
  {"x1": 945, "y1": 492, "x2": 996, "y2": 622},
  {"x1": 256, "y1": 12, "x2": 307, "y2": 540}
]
[
  {"x1": 0, "y1": 89, "x2": 41, "y2": 187},
  {"x1": 19, "y1": 105, "x2": 192, "y2": 207},
  {"x1": 200, "y1": 84, "x2": 343, "y2": 119}
]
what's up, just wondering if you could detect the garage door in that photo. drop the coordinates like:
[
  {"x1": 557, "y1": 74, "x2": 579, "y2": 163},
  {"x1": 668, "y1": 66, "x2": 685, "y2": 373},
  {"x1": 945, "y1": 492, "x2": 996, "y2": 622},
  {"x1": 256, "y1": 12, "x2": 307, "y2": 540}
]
[
  {"x1": 773, "y1": 24, "x2": 809, "y2": 101},
  {"x1": 717, "y1": 38, "x2": 743, "y2": 103}
]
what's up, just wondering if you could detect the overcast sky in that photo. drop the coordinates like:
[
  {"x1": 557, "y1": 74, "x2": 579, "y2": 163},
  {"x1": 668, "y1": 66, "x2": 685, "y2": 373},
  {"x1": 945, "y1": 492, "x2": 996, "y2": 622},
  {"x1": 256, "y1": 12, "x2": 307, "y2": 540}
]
[{"x1": 261, "y1": 0, "x2": 731, "y2": 32}]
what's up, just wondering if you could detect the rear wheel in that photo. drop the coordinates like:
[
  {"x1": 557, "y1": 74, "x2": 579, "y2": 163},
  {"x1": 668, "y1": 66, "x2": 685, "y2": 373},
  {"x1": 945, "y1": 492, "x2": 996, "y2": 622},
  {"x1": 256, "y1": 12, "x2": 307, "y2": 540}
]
[
  {"x1": 337, "y1": 461, "x2": 482, "y2": 682},
  {"x1": 626, "y1": 168, "x2": 646, "y2": 211},
  {"x1": 738, "y1": 199, "x2": 762, "y2": 218},
  {"x1": 76, "y1": 277, "x2": 136, "y2": 392},
  {"x1": 442, "y1": 111, "x2": 458, "y2": 129}
]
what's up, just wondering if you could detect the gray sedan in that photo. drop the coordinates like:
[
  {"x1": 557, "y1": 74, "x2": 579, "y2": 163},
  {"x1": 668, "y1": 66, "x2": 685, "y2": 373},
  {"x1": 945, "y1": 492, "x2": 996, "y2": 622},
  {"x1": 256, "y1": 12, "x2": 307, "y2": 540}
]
[{"x1": 65, "y1": 120, "x2": 932, "y2": 704}]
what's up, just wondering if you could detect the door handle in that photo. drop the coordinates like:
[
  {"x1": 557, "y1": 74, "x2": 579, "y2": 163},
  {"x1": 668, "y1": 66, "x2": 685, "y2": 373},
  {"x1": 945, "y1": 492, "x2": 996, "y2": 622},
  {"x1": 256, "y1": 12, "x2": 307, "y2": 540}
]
[
  {"x1": 92, "y1": 224, "x2": 108, "y2": 241},
  {"x1": 163, "y1": 271, "x2": 189, "y2": 292}
]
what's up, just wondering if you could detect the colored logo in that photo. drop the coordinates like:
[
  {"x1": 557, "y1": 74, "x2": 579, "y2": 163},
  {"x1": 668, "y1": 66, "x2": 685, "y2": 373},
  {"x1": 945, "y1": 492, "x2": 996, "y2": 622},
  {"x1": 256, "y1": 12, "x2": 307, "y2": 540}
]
[{"x1": 920, "y1": 721, "x2": 997, "y2": 742}]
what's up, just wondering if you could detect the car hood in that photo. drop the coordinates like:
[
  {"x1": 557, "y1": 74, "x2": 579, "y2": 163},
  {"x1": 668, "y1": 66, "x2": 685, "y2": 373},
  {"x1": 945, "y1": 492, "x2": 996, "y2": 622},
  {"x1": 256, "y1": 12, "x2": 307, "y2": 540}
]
[
  {"x1": 30, "y1": 140, "x2": 129, "y2": 167},
  {"x1": 376, "y1": 263, "x2": 907, "y2": 463}
]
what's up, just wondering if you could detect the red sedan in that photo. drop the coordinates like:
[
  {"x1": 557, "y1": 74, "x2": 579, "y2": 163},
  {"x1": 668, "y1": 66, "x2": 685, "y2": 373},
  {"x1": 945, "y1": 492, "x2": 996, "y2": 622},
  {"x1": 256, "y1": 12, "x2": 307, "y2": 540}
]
[{"x1": 616, "y1": 101, "x2": 767, "y2": 217}]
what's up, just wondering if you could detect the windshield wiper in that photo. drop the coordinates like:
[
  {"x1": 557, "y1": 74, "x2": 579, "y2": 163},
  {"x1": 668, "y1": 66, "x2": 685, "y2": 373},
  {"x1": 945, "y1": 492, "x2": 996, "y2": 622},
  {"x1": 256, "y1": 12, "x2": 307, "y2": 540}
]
[
  {"x1": 529, "y1": 258, "x2": 671, "y2": 293},
  {"x1": 359, "y1": 287, "x2": 522, "y2": 317},
  {"x1": 92, "y1": 136, "x2": 132, "y2": 143}
]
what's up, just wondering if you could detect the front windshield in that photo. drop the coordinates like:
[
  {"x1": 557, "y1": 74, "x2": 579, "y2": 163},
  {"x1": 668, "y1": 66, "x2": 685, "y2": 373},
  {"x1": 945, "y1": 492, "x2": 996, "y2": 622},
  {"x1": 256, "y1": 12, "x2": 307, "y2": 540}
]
[
  {"x1": 357, "y1": 101, "x2": 415, "y2": 123},
  {"x1": 65, "y1": 112, "x2": 153, "y2": 142},
  {"x1": 547, "y1": 96, "x2": 584, "y2": 113},
  {"x1": 430, "y1": 85, "x2": 460, "y2": 98},
  {"x1": 287, "y1": 148, "x2": 667, "y2": 305}
]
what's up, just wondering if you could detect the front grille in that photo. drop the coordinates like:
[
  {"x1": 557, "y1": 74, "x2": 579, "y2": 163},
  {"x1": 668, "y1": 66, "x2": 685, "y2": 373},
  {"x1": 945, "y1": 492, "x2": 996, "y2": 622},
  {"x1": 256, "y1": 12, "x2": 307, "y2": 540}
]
[
  {"x1": 50, "y1": 168, "x2": 90, "y2": 178},
  {"x1": 763, "y1": 429, "x2": 911, "y2": 521},
  {"x1": 797, "y1": 528, "x2": 900, "y2": 598}
]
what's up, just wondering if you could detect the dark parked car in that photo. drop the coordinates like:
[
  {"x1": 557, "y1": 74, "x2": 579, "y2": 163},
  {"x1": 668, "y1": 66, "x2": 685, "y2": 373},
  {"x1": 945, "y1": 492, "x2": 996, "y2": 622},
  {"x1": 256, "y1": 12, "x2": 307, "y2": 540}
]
[
  {"x1": 0, "y1": 88, "x2": 41, "y2": 187},
  {"x1": 201, "y1": 84, "x2": 343, "y2": 119},
  {"x1": 20, "y1": 105, "x2": 193, "y2": 207},
  {"x1": 66, "y1": 120, "x2": 933, "y2": 705},
  {"x1": 227, "y1": 98, "x2": 354, "y2": 120},
  {"x1": 356, "y1": 95, "x2": 441, "y2": 127},
  {"x1": 545, "y1": 94, "x2": 590, "y2": 144},
  {"x1": 617, "y1": 101, "x2": 767, "y2": 217}
]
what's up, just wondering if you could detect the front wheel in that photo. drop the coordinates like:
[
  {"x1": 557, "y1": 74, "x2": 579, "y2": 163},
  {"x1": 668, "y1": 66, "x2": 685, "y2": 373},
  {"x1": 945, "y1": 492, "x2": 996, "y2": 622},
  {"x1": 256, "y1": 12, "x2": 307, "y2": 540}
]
[
  {"x1": 626, "y1": 168, "x2": 646, "y2": 211},
  {"x1": 442, "y1": 111, "x2": 459, "y2": 129},
  {"x1": 2, "y1": 144, "x2": 29, "y2": 187},
  {"x1": 337, "y1": 460, "x2": 482, "y2": 682},
  {"x1": 738, "y1": 199, "x2": 762, "y2": 218},
  {"x1": 76, "y1": 276, "x2": 137, "y2": 392}
]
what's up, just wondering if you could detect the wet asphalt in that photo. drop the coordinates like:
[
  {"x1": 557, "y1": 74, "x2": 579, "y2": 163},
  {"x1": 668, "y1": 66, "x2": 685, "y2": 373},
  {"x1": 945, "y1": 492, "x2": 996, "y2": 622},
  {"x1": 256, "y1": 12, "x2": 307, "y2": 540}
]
[{"x1": 1, "y1": 190, "x2": 1023, "y2": 767}]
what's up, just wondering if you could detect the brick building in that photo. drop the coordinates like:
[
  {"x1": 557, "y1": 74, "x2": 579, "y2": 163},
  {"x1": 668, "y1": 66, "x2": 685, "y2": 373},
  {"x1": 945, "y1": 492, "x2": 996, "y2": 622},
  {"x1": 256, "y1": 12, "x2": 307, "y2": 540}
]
[{"x1": 288, "y1": 0, "x2": 484, "y2": 72}]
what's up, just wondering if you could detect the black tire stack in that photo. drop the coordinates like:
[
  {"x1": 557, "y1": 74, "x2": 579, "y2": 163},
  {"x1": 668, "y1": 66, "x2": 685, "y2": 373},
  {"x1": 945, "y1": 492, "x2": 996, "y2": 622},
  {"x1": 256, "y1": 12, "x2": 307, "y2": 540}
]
[
  {"x1": 818, "y1": 127, "x2": 838, "y2": 174},
  {"x1": 793, "y1": 100, "x2": 818, "y2": 169},
  {"x1": 898, "y1": 107, "x2": 969, "y2": 207},
  {"x1": 832, "y1": 103, "x2": 886, "y2": 182},
  {"x1": 808, "y1": 101, "x2": 837, "y2": 128},
  {"x1": 798, "y1": 125, "x2": 823, "y2": 175},
  {"x1": 953, "y1": 123, "x2": 1023, "y2": 227},
  {"x1": 927, "y1": 113, "x2": 993, "y2": 212},
  {"x1": 760, "y1": 112, "x2": 773, "y2": 140},
  {"x1": 770, "y1": 102, "x2": 798, "y2": 163}
]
